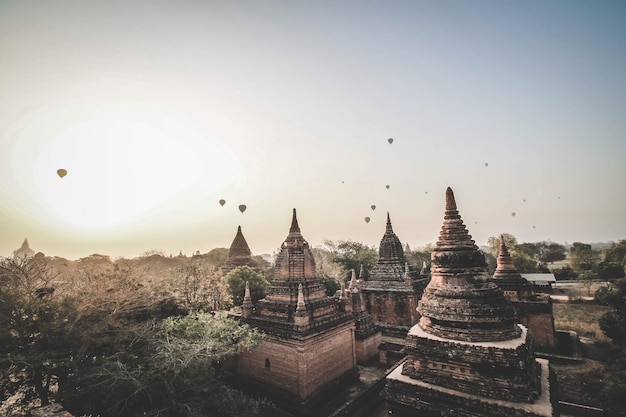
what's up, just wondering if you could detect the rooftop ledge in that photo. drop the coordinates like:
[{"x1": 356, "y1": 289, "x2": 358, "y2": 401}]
[
  {"x1": 408, "y1": 323, "x2": 528, "y2": 349},
  {"x1": 387, "y1": 357, "x2": 554, "y2": 417}
]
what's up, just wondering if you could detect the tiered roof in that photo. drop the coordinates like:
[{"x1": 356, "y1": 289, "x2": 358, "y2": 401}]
[
  {"x1": 246, "y1": 209, "x2": 352, "y2": 337},
  {"x1": 222, "y1": 226, "x2": 257, "y2": 275},
  {"x1": 492, "y1": 236, "x2": 534, "y2": 299},
  {"x1": 418, "y1": 188, "x2": 520, "y2": 342}
]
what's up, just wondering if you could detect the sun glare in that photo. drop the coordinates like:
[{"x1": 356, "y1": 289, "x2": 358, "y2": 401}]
[{"x1": 32, "y1": 119, "x2": 205, "y2": 229}]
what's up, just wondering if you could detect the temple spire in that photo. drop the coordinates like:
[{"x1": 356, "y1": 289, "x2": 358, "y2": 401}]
[
  {"x1": 358, "y1": 264, "x2": 366, "y2": 280},
  {"x1": 349, "y1": 269, "x2": 358, "y2": 292},
  {"x1": 289, "y1": 208, "x2": 300, "y2": 233},
  {"x1": 493, "y1": 235, "x2": 533, "y2": 297},
  {"x1": 418, "y1": 187, "x2": 520, "y2": 342},
  {"x1": 242, "y1": 281, "x2": 253, "y2": 318},
  {"x1": 386, "y1": 212, "x2": 393, "y2": 232},
  {"x1": 294, "y1": 283, "x2": 309, "y2": 326},
  {"x1": 445, "y1": 186, "x2": 457, "y2": 211}
]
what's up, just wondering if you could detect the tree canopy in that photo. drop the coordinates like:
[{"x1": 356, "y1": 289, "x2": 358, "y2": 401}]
[
  {"x1": 323, "y1": 239, "x2": 377, "y2": 282},
  {"x1": 225, "y1": 266, "x2": 269, "y2": 306},
  {"x1": 0, "y1": 254, "x2": 266, "y2": 417}
]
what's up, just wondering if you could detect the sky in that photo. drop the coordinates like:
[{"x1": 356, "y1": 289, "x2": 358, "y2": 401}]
[{"x1": 1, "y1": 0, "x2": 625, "y2": 260}]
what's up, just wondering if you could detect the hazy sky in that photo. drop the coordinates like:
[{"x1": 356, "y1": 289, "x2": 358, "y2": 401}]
[{"x1": 1, "y1": 1, "x2": 625, "y2": 259}]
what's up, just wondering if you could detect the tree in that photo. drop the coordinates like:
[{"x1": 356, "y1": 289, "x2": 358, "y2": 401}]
[
  {"x1": 486, "y1": 234, "x2": 542, "y2": 273},
  {"x1": 515, "y1": 241, "x2": 566, "y2": 271},
  {"x1": 205, "y1": 248, "x2": 229, "y2": 267},
  {"x1": 487, "y1": 233, "x2": 518, "y2": 258},
  {"x1": 64, "y1": 312, "x2": 265, "y2": 417},
  {"x1": 597, "y1": 279, "x2": 626, "y2": 345},
  {"x1": 599, "y1": 240, "x2": 626, "y2": 280},
  {"x1": 405, "y1": 244, "x2": 434, "y2": 272},
  {"x1": 225, "y1": 266, "x2": 269, "y2": 306},
  {"x1": 569, "y1": 242, "x2": 600, "y2": 274},
  {"x1": 0, "y1": 254, "x2": 77, "y2": 414},
  {"x1": 323, "y1": 240, "x2": 378, "y2": 281},
  {"x1": 176, "y1": 262, "x2": 230, "y2": 311}
]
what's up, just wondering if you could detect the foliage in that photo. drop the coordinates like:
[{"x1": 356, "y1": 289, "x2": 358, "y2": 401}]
[
  {"x1": 597, "y1": 279, "x2": 626, "y2": 345},
  {"x1": 176, "y1": 262, "x2": 231, "y2": 311},
  {"x1": 204, "y1": 248, "x2": 229, "y2": 267},
  {"x1": 0, "y1": 254, "x2": 79, "y2": 413},
  {"x1": 553, "y1": 265, "x2": 577, "y2": 280},
  {"x1": 596, "y1": 260, "x2": 625, "y2": 280},
  {"x1": 603, "y1": 240, "x2": 626, "y2": 266},
  {"x1": 1, "y1": 252, "x2": 267, "y2": 417},
  {"x1": 318, "y1": 271, "x2": 341, "y2": 296},
  {"x1": 64, "y1": 312, "x2": 264, "y2": 417},
  {"x1": 323, "y1": 240, "x2": 378, "y2": 281},
  {"x1": 486, "y1": 234, "x2": 550, "y2": 273},
  {"x1": 251, "y1": 255, "x2": 275, "y2": 281},
  {"x1": 569, "y1": 242, "x2": 600, "y2": 273},
  {"x1": 225, "y1": 266, "x2": 269, "y2": 306},
  {"x1": 486, "y1": 233, "x2": 518, "y2": 258},
  {"x1": 405, "y1": 244, "x2": 433, "y2": 272},
  {"x1": 516, "y1": 241, "x2": 565, "y2": 270}
]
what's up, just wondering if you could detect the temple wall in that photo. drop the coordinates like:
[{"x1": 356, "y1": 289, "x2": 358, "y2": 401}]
[
  {"x1": 237, "y1": 322, "x2": 356, "y2": 400},
  {"x1": 402, "y1": 327, "x2": 541, "y2": 403},
  {"x1": 355, "y1": 331, "x2": 382, "y2": 364},
  {"x1": 520, "y1": 312, "x2": 557, "y2": 352},
  {"x1": 364, "y1": 291, "x2": 418, "y2": 329},
  {"x1": 511, "y1": 299, "x2": 557, "y2": 352}
]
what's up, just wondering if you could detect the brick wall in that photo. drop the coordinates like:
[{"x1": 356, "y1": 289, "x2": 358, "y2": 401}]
[{"x1": 237, "y1": 322, "x2": 356, "y2": 400}]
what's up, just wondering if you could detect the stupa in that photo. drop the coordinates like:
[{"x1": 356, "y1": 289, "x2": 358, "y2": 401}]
[
  {"x1": 237, "y1": 209, "x2": 357, "y2": 404},
  {"x1": 221, "y1": 226, "x2": 257, "y2": 276},
  {"x1": 384, "y1": 188, "x2": 558, "y2": 417},
  {"x1": 493, "y1": 237, "x2": 557, "y2": 352},
  {"x1": 361, "y1": 213, "x2": 429, "y2": 340}
]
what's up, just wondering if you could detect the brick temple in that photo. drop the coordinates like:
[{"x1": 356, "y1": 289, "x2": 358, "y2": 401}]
[
  {"x1": 384, "y1": 188, "x2": 558, "y2": 417},
  {"x1": 237, "y1": 209, "x2": 358, "y2": 406},
  {"x1": 221, "y1": 225, "x2": 258, "y2": 276},
  {"x1": 361, "y1": 213, "x2": 429, "y2": 340},
  {"x1": 493, "y1": 236, "x2": 557, "y2": 352}
]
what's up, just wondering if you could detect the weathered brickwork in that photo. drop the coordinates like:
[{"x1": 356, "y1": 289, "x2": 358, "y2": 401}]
[
  {"x1": 221, "y1": 225, "x2": 258, "y2": 276},
  {"x1": 493, "y1": 237, "x2": 557, "y2": 352},
  {"x1": 238, "y1": 322, "x2": 356, "y2": 399},
  {"x1": 338, "y1": 270, "x2": 382, "y2": 363},
  {"x1": 384, "y1": 188, "x2": 557, "y2": 417},
  {"x1": 240, "y1": 209, "x2": 358, "y2": 401},
  {"x1": 361, "y1": 213, "x2": 428, "y2": 338}
]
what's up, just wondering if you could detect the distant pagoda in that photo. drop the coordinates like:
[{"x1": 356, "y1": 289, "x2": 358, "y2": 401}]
[
  {"x1": 493, "y1": 237, "x2": 557, "y2": 352},
  {"x1": 361, "y1": 213, "x2": 429, "y2": 340},
  {"x1": 384, "y1": 188, "x2": 558, "y2": 417},
  {"x1": 221, "y1": 225, "x2": 257, "y2": 276},
  {"x1": 237, "y1": 209, "x2": 357, "y2": 403},
  {"x1": 13, "y1": 238, "x2": 35, "y2": 260}
]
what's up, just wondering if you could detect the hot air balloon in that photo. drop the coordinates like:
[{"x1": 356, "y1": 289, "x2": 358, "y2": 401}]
[
  {"x1": 238, "y1": 204, "x2": 247, "y2": 213},
  {"x1": 219, "y1": 199, "x2": 226, "y2": 206},
  {"x1": 388, "y1": 138, "x2": 393, "y2": 144},
  {"x1": 511, "y1": 212, "x2": 516, "y2": 217},
  {"x1": 533, "y1": 225, "x2": 536, "y2": 229},
  {"x1": 425, "y1": 191, "x2": 428, "y2": 195},
  {"x1": 371, "y1": 205, "x2": 376, "y2": 211},
  {"x1": 57, "y1": 169, "x2": 67, "y2": 178},
  {"x1": 364, "y1": 217, "x2": 370, "y2": 224},
  {"x1": 484, "y1": 162, "x2": 488, "y2": 167},
  {"x1": 385, "y1": 185, "x2": 390, "y2": 189}
]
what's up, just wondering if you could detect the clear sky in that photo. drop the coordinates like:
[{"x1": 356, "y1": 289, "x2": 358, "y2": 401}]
[{"x1": 1, "y1": 0, "x2": 625, "y2": 260}]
